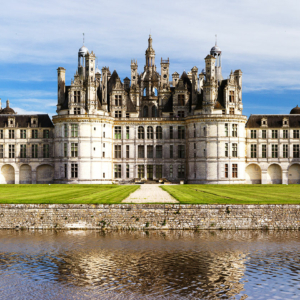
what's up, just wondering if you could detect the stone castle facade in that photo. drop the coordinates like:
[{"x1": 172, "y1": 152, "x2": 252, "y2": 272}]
[{"x1": 1, "y1": 36, "x2": 300, "y2": 185}]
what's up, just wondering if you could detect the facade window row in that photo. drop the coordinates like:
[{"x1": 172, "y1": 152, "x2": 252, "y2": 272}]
[
  {"x1": 0, "y1": 129, "x2": 51, "y2": 139},
  {"x1": 0, "y1": 144, "x2": 51, "y2": 158},
  {"x1": 249, "y1": 144, "x2": 300, "y2": 158},
  {"x1": 249, "y1": 129, "x2": 300, "y2": 139}
]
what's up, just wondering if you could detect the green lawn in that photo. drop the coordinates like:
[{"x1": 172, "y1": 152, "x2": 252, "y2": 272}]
[
  {"x1": 0, "y1": 184, "x2": 139, "y2": 204},
  {"x1": 161, "y1": 184, "x2": 300, "y2": 204}
]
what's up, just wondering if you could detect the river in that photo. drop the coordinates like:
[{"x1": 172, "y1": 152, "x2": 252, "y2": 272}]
[{"x1": 0, "y1": 230, "x2": 299, "y2": 299}]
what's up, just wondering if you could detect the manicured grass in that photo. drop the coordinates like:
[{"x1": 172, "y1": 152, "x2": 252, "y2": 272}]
[
  {"x1": 161, "y1": 184, "x2": 300, "y2": 204},
  {"x1": 0, "y1": 184, "x2": 139, "y2": 204}
]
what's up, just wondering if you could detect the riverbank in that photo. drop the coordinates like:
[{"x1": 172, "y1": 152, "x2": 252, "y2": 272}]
[{"x1": 0, "y1": 204, "x2": 299, "y2": 230}]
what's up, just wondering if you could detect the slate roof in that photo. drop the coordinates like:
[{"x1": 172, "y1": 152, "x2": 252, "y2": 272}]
[
  {"x1": 246, "y1": 115, "x2": 300, "y2": 128},
  {"x1": 162, "y1": 94, "x2": 173, "y2": 112},
  {"x1": 126, "y1": 98, "x2": 136, "y2": 112},
  {"x1": 0, "y1": 115, "x2": 53, "y2": 128}
]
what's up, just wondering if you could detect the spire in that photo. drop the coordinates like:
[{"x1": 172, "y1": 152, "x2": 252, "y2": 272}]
[
  {"x1": 215, "y1": 34, "x2": 217, "y2": 46},
  {"x1": 83, "y1": 33, "x2": 85, "y2": 45},
  {"x1": 148, "y1": 34, "x2": 152, "y2": 49},
  {"x1": 6, "y1": 99, "x2": 9, "y2": 108}
]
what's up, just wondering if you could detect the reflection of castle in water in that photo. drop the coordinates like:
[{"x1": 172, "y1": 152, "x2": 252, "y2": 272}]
[{"x1": 50, "y1": 231, "x2": 248, "y2": 299}]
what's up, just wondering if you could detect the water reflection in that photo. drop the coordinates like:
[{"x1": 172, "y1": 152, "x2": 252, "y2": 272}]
[{"x1": 0, "y1": 230, "x2": 299, "y2": 299}]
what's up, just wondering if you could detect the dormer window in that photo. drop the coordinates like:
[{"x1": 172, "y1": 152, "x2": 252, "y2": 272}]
[
  {"x1": 8, "y1": 117, "x2": 15, "y2": 127},
  {"x1": 31, "y1": 117, "x2": 38, "y2": 127},
  {"x1": 283, "y1": 117, "x2": 289, "y2": 127},
  {"x1": 261, "y1": 118, "x2": 268, "y2": 127},
  {"x1": 229, "y1": 91, "x2": 234, "y2": 102}
]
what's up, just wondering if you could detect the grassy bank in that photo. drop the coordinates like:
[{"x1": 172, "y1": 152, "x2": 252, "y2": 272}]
[
  {"x1": 0, "y1": 184, "x2": 139, "y2": 204},
  {"x1": 161, "y1": 184, "x2": 300, "y2": 204}
]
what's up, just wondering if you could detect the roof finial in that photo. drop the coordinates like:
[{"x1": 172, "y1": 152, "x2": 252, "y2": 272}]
[
  {"x1": 6, "y1": 99, "x2": 9, "y2": 108},
  {"x1": 215, "y1": 34, "x2": 217, "y2": 46},
  {"x1": 83, "y1": 33, "x2": 85, "y2": 45}
]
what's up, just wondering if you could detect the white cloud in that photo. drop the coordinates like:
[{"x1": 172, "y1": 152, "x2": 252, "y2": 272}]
[{"x1": 0, "y1": 0, "x2": 300, "y2": 92}]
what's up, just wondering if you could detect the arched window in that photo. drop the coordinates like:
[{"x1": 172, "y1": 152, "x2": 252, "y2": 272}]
[
  {"x1": 156, "y1": 126, "x2": 162, "y2": 139},
  {"x1": 138, "y1": 126, "x2": 144, "y2": 139},
  {"x1": 143, "y1": 106, "x2": 148, "y2": 117},
  {"x1": 154, "y1": 88, "x2": 158, "y2": 96},
  {"x1": 147, "y1": 126, "x2": 154, "y2": 139},
  {"x1": 152, "y1": 105, "x2": 158, "y2": 117},
  {"x1": 143, "y1": 88, "x2": 147, "y2": 96}
]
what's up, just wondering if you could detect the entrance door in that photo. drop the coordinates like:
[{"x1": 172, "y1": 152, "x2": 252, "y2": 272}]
[{"x1": 147, "y1": 165, "x2": 153, "y2": 180}]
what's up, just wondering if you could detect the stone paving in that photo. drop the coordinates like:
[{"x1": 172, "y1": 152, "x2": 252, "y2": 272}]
[{"x1": 122, "y1": 184, "x2": 178, "y2": 203}]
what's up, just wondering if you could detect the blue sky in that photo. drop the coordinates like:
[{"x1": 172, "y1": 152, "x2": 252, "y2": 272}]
[{"x1": 0, "y1": 0, "x2": 299, "y2": 117}]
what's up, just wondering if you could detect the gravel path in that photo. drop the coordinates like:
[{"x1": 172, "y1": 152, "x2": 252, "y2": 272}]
[{"x1": 122, "y1": 184, "x2": 178, "y2": 203}]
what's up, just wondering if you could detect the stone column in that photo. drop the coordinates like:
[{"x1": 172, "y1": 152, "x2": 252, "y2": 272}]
[
  {"x1": 282, "y1": 170, "x2": 288, "y2": 185},
  {"x1": 261, "y1": 170, "x2": 268, "y2": 184},
  {"x1": 32, "y1": 170, "x2": 37, "y2": 184},
  {"x1": 15, "y1": 170, "x2": 19, "y2": 184}
]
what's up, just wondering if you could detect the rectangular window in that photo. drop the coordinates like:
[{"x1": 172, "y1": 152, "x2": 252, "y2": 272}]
[
  {"x1": 283, "y1": 144, "x2": 288, "y2": 158},
  {"x1": 71, "y1": 143, "x2": 78, "y2": 157},
  {"x1": 293, "y1": 130, "x2": 299, "y2": 139},
  {"x1": 114, "y1": 165, "x2": 121, "y2": 178},
  {"x1": 103, "y1": 132, "x2": 105, "y2": 138},
  {"x1": 225, "y1": 124, "x2": 228, "y2": 137},
  {"x1": 32, "y1": 129, "x2": 38, "y2": 139},
  {"x1": 147, "y1": 145, "x2": 153, "y2": 158},
  {"x1": 194, "y1": 143, "x2": 196, "y2": 149},
  {"x1": 64, "y1": 143, "x2": 67, "y2": 157},
  {"x1": 0, "y1": 145, "x2": 3, "y2": 158},
  {"x1": 262, "y1": 144, "x2": 267, "y2": 158},
  {"x1": 0, "y1": 130, "x2": 3, "y2": 139},
  {"x1": 64, "y1": 124, "x2": 68, "y2": 137},
  {"x1": 232, "y1": 124, "x2": 237, "y2": 137},
  {"x1": 178, "y1": 94, "x2": 185, "y2": 106},
  {"x1": 178, "y1": 145, "x2": 185, "y2": 158},
  {"x1": 232, "y1": 164, "x2": 238, "y2": 178},
  {"x1": 262, "y1": 130, "x2": 266, "y2": 139},
  {"x1": 232, "y1": 143, "x2": 237, "y2": 157},
  {"x1": 293, "y1": 144, "x2": 300, "y2": 158},
  {"x1": 9, "y1": 145, "x2": 15, "y2": 158},
  {"x1": 194, "y1": 130, "x2": 196, "y2": 138},
  {"x1": 71, "y1": 124, "x2": 78, "y2": 137},
  {"x1": 43, "y1": 130, "x2": 50, "y2": 138},
  {"x1": 115, "y1": 111, "x2": 122, "y2": 118},
  {"x1": 272, "y1": 144, "x2": 278, "y2": 158},
  {"x1": 20, "y1": 130, "x2": 26, "y2": 139},
  {"x1": 170, "y1": 145, "x2": 173, "y2": 158},
  {"x1": 178, "y1": 126, "x2": 185, "y2": 139},
  {"x1": 283, "y1": 130, "x2": 288, "y2": 139},
  {"x1": 229, "y1": 107, "x2": 234, "y2": 115},
  {"x1": 126, "y1": 126, "x2": 129, "y2": 139},
  {"x1": 74, "y1": 108, "x2": 80, "y2": 115},
  {"x1": 114, "y1": 126, "x2": 121, "y2": 139},
  {"x1": 178, "y1": 165, "x2": 185, "y2": 178},
  {"x1": 251, "y1": 144, "x2": 257, "y2": 158},
  {"x1": 74, "y1": 91, "x2": 81, "y2": 103},
  {"x1": 20, "y1": 144, "x2": 26, "y2": 158},
  {"x1": 178, "y1": 111, "x2": 185, "y2": 118},
  {"x1": 43, "y1": 144, "x2": 50, "y2": 158},
  {"x1": 169, "y1": 165, "x2": 173, "y2": 177},
  {"x1": 126, "y1": 165, "x2": 129, "y2": 178},
  {"x1": 138, "y1": 126, "x2": 144, "y2": 139},
  {"x1": 250, "y1": 130, "x2": 256, "y2": 139},
  {"x1": 32, "y1": 144, "x2": 38, "y2": 158},
  {"x1": 170, "y1": 126, "x2": 173, "y2": 139},
  {"x1": 229, "y1": 91, "x2": 234, "y2": 102},
  {"x1": 156, "y1": 145, "x2": 162, "y2": 158},
  {"x1": 9, "y1": 130, "x2": 14, "y2": 139},
  {"x1": 156, "y1": 165, "x2": 162, "y2": 179},
  {"x1": 126, "y1": 145, "x2": 129, "y2": 159},
  {"x1": 71, "y1": 164, "x2": 78, "y2": 178},
  {"x1": 64, "y1": 164, "x2": 67, "y2": 178},
  {"x1": 114, "y1": 145, "x2": 121, "y2": 158},
  {"x1": 225, "y1": 164, "x2": 228, "y2": 178},
  {"x1": 126, "y1": 113, "x2": 129, "y2": 118},
  {"x1": 138, "y1": 145, "x2": 144, "y2": 158},
  {"x1": 138, "y1": 165, "x2": 144, "y2": 178},
  {"x1": 225, "y1": 143, "x2": 228, "y2": 157},
  {"x1": 114, "y1": 95, "x2": 122, "y2": 106},
  {"x1": 103, "y1": 152, "x2": 105, "y2": 158},
  {"x1": 272, "y1": 130, "x2": 278, "y2": 139},
  {"x1": 156, "y1": 126, "x2": 162, "y2": 139}
]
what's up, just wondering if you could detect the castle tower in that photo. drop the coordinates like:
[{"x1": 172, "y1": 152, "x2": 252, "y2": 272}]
[
  {"x1": 78, "y1": 37, "x2": 89, "y2": 79},
  {"x1": 210, "y1": 36, "x2": 223, "y2": 81},
  {"x1": 131, "y1": 60, "x2": 138, "y2": 86},
  {"x1": 57, "y1": 67, "x2": 66, "y2": 111},
  {"x1": 145, "y1": 35, "x2": 156, "y2": 72},
  {"x1": 160, "y1": 58, "x2": 169, "y2": 87}
]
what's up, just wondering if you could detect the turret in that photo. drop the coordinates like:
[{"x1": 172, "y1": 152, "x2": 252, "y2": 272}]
[
  {"x1": 145, "y1": 35, "x2": 156, "y2": 72},
  {"x1": 131, "y1": 60, "x2": 138, "y2": 86},
  {"x1": 78, "y1": 42, "x2": 88, "y2": 78},
  {"x1": 160, "y1": 58, "x2": 169, "y2": 87},
  {"x1": 210, "y1": 37, "x2": 223, "y2": 81},
  {"x1": 172, "y1": 72, "x2": 179, "y2": 87},
  {"x1": 57, "y1": 67, "x2": 66, "y2": 108}
]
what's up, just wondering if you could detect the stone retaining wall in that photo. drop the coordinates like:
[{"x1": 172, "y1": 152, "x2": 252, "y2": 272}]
[{"x1": 0, "y1": 204, "x2": 299, "y2": 230}]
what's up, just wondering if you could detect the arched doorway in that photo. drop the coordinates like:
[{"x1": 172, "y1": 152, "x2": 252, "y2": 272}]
[
  {"x1": 245, "y1": 164, "x2": 261, "y2": 184},
  {"x1": 267, "y1": 164, "x2": 282, "y2": 184},
  {"x1": 288, "y1": 164, "x2": 300, "y2": 184},
  {"x1": 36, "y1": 165, "x2": 54, "y2": 184},
  {"x1": 1, "y1": 165, "x2": 15, "y2": 184},
  {"x1": 20, "y1": 164, "x2": 32, "y2": 184}
]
